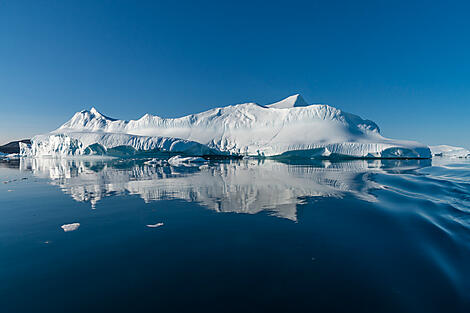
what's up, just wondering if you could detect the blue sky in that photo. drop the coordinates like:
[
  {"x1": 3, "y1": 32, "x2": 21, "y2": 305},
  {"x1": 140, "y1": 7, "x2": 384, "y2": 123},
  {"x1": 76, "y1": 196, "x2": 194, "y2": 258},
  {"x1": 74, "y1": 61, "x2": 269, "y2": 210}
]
[{"x1": 1, "y1": 0, "x2": 469, "y2": 147}]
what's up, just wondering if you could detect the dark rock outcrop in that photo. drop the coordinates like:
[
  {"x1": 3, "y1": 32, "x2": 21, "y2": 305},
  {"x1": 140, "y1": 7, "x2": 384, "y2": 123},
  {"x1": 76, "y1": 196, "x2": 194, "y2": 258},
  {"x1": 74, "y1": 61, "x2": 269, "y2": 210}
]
[{"x1": 0, "y1": 139, "x2": 31, "y2": 154}]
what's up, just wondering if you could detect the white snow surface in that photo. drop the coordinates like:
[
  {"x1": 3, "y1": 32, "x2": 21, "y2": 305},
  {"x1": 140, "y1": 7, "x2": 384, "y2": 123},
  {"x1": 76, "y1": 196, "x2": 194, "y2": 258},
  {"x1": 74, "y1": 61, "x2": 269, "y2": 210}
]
[
  {"x1": 430, "y1": 145, "x2": 470, "y2": 158},
  {"x1": 22, "y1": 95, "x2": 431, "y2": 159}
]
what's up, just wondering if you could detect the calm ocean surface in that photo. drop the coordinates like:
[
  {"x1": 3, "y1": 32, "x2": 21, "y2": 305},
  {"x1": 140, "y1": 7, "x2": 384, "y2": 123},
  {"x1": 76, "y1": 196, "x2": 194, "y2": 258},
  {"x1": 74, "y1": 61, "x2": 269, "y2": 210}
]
[{"x1": 1, "y1": 157, "x2": 469, "y2": 313}]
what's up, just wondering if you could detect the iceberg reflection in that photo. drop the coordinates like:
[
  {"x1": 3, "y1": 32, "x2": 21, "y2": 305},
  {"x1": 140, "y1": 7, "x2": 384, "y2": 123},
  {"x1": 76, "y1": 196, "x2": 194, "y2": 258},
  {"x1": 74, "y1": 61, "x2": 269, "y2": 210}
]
[{"x1": 20, "y1": 158, "x2": 430, "y2": 221}]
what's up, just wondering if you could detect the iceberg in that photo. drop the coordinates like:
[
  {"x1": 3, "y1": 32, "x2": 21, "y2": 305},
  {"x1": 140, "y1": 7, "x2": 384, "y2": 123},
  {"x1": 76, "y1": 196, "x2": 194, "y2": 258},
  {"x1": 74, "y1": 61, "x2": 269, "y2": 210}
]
[
  {"x1": 21, "y1": 95, "x2": 431, "y2": 159},
  {"x1": 430, "y1": 145, "x2": 470, "y2": 158}
]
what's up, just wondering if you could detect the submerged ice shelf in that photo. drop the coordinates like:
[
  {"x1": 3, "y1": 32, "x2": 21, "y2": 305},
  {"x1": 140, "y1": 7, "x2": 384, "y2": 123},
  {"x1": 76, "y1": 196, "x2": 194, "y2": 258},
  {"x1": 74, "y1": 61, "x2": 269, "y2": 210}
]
[{"x1": 21, "y1": 94, "x2": 431, "y2": 159}]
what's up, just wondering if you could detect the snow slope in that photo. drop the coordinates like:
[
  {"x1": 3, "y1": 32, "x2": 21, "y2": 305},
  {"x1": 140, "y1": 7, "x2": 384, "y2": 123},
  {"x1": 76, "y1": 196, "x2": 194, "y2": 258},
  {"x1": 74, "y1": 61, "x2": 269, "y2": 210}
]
[
  {"x1": 430, "y1": 145, "x2": 470, "y2": 158},
  {"x1": 21, "y1": 95, "x2": 431, "y2": 158}
]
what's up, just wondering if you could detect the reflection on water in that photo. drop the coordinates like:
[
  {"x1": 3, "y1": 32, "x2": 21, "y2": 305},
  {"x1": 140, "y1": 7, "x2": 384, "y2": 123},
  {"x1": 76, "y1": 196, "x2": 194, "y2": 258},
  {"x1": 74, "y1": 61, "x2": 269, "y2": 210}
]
[
  {"x1": 20, "y1": 158, "x2": 431, "y2": 220},
  {"x1": 2, "y1": 157, "x2": 470, "y2": 312}
]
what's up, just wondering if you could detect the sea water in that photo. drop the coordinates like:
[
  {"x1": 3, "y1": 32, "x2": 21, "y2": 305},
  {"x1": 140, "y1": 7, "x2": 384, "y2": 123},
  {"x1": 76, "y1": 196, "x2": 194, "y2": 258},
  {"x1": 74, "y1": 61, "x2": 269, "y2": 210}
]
[{"x1": 0, "y1": 157, "x2": 469, "y2": 312}]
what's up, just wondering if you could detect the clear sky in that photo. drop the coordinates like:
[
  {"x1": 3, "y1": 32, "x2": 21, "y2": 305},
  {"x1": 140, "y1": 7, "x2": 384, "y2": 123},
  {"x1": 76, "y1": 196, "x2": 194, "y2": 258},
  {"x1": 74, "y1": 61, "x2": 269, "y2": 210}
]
[{"x1": 1, "y1": 0, "x2": 469, "y2": 148}]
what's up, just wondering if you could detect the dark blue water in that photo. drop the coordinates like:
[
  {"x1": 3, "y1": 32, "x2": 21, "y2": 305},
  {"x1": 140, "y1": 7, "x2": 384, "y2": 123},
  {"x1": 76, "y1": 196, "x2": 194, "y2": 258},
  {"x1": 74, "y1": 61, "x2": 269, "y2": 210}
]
[{"x1": 1, "y1": 158, "x2": 469, "y2": 313}]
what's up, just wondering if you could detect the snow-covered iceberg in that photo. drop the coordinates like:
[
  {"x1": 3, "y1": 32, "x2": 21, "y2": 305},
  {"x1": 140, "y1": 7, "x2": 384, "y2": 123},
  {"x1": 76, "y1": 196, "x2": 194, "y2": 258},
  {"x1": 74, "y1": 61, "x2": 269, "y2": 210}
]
[
  {"x1": 430, "y1": 145, "x2": 470, "y2": 158},
  {"x1": 21, "y1": 94, "x2": 431, "y2": 159}
]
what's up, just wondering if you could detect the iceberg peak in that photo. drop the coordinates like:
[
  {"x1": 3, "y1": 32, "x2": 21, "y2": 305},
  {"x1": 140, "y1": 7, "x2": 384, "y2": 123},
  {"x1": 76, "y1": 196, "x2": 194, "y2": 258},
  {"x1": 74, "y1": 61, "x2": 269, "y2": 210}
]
[
  {"x1": 80, "y1": 107, "x2": 103, "y2": 116},
  {"x1": 89, "y1": 107, "x2": 116, "y2": 120},
  {"x1": 90, "y1": 107, "x2": 101, "y2": 115},
  {"x1": 266, "y1": 94, "x2": 309, "y2": 109},
  {"x1": 58, "y1": 106, "x2": 118, "y2": 132}
]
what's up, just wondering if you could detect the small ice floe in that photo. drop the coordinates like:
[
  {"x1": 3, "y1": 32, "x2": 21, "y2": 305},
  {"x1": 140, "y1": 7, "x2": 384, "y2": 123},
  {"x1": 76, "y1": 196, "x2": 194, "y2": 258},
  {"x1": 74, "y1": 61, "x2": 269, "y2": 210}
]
[
  {"x1": 168, "y1": 155, "x2": 207, "y2": 167},
  {"x1": 61, "y1": 223, "x2": 80, "y2": 232},
  {"x1": 146, "y1": 222, "x2": 164, "y2": 228},
  {"x1": 7, "y1": 190, "x2": 13, "y2": 192}
]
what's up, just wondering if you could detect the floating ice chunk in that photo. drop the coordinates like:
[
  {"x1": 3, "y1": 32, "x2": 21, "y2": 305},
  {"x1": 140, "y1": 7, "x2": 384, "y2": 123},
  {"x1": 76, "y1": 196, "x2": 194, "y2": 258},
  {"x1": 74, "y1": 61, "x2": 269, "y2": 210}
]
[
  {"x1": 146, "y1": 222, "x2": 164, "y2": 228},
  {"x1": 168, "y1": 155, "x2": 207, "y2": 166},
  {"x1": 61, "y1": 223, "x2": 80, "y2": 232}
]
